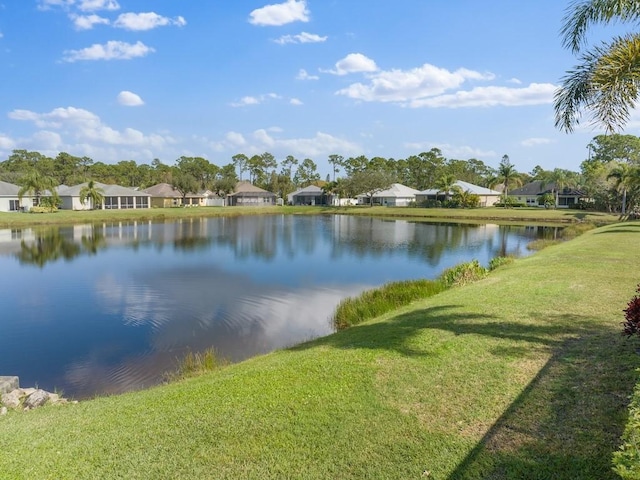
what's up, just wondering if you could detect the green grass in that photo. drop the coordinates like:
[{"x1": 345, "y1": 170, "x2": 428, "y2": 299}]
[
  {"x1": 0, "y1": 205, "x2": 621, "y2": 229},
  {"x1": 1, "y1": 221, "x2": 639, "y2": 479}
]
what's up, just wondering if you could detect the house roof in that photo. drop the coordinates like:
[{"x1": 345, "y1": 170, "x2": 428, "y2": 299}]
[
  {"x1": 510, "y1": 181, "x2": 547, "y2": 196},
  {"x1": 0, "y1": 180, "x2": 19, "y2": 196},
  {"x1": 419, "y1": 180, "x2": 501, "y2": 196},
  {"x1": 228, "y1": 181, "x2": 276, "y2": 197},
  {"x1": 58, "y1": 182, "x2": 150, "y2": 197},
  {"x1": 143, "y1": 183, "x2": 203, "y2": 198},
  {"x1": 360, "y1": 183, "x2": 421, "y2": 198},
  {"x1": 291, "y1": 185, "x2": 324, "y2": 196}
]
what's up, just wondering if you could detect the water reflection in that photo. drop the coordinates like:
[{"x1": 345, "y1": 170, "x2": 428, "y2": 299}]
[{"x1": 0, "y1": 215, "x2": 560, "y2": 399}]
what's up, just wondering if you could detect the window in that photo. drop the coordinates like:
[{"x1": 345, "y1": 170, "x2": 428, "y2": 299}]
[
  {"x1": 9, "y1": 200, "x2": 20, "y2": 211},
  {"x1": 136, "y1": 196, "x2": 148, "y2": 208},
  {"x1": 104, "y1": 197, "x2": 118, "y2": 209},
  {"x1": 121, "y1": 196, "x2": 134, "y2": 209}
]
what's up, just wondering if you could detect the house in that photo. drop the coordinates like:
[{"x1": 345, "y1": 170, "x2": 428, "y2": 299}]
[
  {"x1": 416, "y1": 180, "x2": 502, "y2": 207},
  {"x1": 227, "y1": 181, "x2": 277, "y2": 207},
  {"x1": 143, "y1": 183, "x2": 205, "y2": 208},
  {"x1": 0, "y1": 180, "x2": 34, "y2": 212},
  {"x1": 57, "y1": 182, "x2": 151, "y2": 210},
  {"x1": 287, "y1": 185, "x2": 330, "y2": 206},
  {"x1": 510, "y1": 181, "x2": 586, "y2": 208},
  {"x1": 357, "y1": 183, "x2": 421, "y2": 207}
]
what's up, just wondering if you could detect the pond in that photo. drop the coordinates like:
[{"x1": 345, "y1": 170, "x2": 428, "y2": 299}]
[{"x1": 0, "y1": 214, "x2": 559, "y2": 399}]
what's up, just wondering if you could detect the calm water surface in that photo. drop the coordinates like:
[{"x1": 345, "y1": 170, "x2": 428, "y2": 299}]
[{"x1": 0, "y1": 215, "x2": 557, "y2": 398}]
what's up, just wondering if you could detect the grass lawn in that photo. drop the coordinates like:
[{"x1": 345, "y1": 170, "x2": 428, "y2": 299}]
[
  {"x1": 0, "y1": 205, "x2": 622, "y2": 229},
  {"x1": 0, "y1": 221, "x2": 638, "y2": 479}
]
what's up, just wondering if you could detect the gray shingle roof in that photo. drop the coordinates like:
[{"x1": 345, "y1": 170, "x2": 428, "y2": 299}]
[
  {"x1": 0, "y1": 180, "x2": 19, "y2": 196},
  {"x1": 58, "y1": 182, "x2": 150, "y2": 197}
]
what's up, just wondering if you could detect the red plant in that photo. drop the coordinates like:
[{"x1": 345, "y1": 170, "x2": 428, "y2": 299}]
[{"x1": 622, "y1": 284, "x2": 640, "y2": 337}]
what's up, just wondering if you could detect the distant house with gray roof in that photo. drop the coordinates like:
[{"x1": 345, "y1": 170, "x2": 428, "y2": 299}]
[
  {"x1": 0, "y1": 180, "x2": 35, "y2": 212},
  {"x1": 287, "y1": 185, "x2": 330, "y2": 206},
  {"x1": 142, "y1": 183, "x2": 206, "y2": 208},
  {"x1": 510, "y1": 181, "x2": 586, "y2": 208},
  {"x1": 417, "y1": 180, "x2": 501, "y2": 207},
  {"x1": 227, "y1": 181, "x2": 276, "y2": 207},
  {"x1": 357, "y1": 183, "x2": 421, "y2": 207},
  {"x1": 57, "y1": 182, "x2": 151, "y2": 210}
]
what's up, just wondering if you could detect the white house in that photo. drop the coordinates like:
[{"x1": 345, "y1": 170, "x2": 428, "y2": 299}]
[
  {"x1": 417, "y1": 180, "x2": 501, "y2": 207},
  {"x1": 287, "y1": 185, "x2": 330, "y2": 206},
  {"x1": 357, "y1": 183, "x2": 420, "y2": 207},
  {"x1": 0, "y1": 180, "x2": 34, "y2": 212},
  {"x1": 57, "y1": 182, "x2": 151, "y2": 210}
]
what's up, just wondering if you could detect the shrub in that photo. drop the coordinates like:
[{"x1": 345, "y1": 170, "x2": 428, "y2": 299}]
[
  {"x1": 622, "y1": 284, "x2": 640, "y2": 338},
  {"x1": 526, "y1": 239, "x2": 562, "y2": 251},
  {"x1": 30, "y1": 206, "x2": 57, "y2": 213},
  {"x1": 613, "y1": 377, "x2": 640, "y2": 479},
  {"x1": 439, "y1": 260, "x2": 488, "y2": 287}
]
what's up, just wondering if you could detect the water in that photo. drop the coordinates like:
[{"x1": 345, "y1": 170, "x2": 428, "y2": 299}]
[{"x1": 0, "y1": 215, "x2": 557, "y2": 398}]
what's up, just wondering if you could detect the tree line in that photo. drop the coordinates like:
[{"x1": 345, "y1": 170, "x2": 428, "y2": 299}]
[{"x1": 0, "y1": 136, "x2": 639, "y2": 213}]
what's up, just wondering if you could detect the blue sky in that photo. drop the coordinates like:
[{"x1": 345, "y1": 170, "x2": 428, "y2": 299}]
[{"x1": 0, "y1": 1, "x2": 632, "y2": 177}]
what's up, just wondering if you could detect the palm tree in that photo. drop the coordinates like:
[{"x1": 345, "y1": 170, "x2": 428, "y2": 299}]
[
  {"x1": 434, "y1": 174, "x2": 457, "y2": 202},
  {"x1": 540, "y1": 168, "x2": 578, "y2": 208},
  {"x1": 555, "y1": 1, "x2": 640, "y2": 132},
  {"x1": 79, "y1": 180, "x2": 105, "y2": 210},
  {"x1": 607, "y1": 162, "x2": 640, "y2": 215},
  {"x1": 491, "y1": 155, "x2": 522, "y2": 207},
  {"x1": 17, "y1": 170, "x2": 58, "y2": 208}
]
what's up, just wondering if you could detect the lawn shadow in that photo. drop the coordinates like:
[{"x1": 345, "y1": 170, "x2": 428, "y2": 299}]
[
  {"x1": 291, "y1": 307, "x2": 640, "y2": 478},
  {"x1": 448, "y1": 318, "x2": 640, "y2": 479}
]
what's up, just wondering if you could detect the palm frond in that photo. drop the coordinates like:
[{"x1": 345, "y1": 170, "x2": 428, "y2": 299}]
[
  {"x1": 561, "y1": 0, "x2": 640, "y2": 53},
  {"x1": 555, "y1": 34, "x2": 640, "y2": 132}
]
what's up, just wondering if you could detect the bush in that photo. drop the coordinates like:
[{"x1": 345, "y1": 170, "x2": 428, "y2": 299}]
[
  {"x1": 622, "y1": 284, "x2": 640, "y2": 338},
  {"x1": 613, "y1": 376, "x2": 640, "y2": 479},
  {"x1": 30, "y1": 206, "x2": 58, "y2": 213},
  {"x1": 439, "y1": 260, "x2": 488, "y2": 287}
]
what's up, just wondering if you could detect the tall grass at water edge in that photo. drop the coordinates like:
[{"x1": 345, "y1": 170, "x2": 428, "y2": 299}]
[{"x1": 332, "y1": 258, "x2": 513, "y2": 330}]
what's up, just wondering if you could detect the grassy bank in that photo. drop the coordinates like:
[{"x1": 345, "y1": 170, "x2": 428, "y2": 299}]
[
  {"x1": 1, "y1": 222, "x2": 639, "y2": 479},
  {"x1": 0, "y1": 205, "x2": 621, "y2": 229}
]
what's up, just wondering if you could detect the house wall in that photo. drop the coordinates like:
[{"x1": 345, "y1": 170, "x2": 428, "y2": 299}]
[{"x1": 0, "y1": 196, "x2": 34, "y2": 212}]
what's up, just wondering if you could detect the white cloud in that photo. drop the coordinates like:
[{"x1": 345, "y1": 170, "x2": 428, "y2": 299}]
[
  {"x1": 509, "y1": 78, "x2": 522, "y2": 85},
  {"x1": 521, "y1": 137, "x2": 554, "y2": 147},
  {"x1": 8, "y1": 106, "x2": 169, "y2": 149},
  {"x1": 249, "y1": 129, "x2": 360, "y2": 157},
  {"x1": 337, "y1": 63, "x2": 493, "y2": 102},
  {"x1": 249, "y1": 0, "x2": 309, "y2": 26},
  {"x1": 230, "y1": 96, "x2": 260, "y2": 107},
  {"x1": 37, "y1": 0, "x2": 75, "y2": 10},
  {"x1": 62, "y1": 40, "x2": 155, "y2": 62},
  {"x1": 409, "y1": 83, "x2": 556, "y2": 108},
  {"x1": 230, "y1": 93, "x2": 281, "y2": 107},
  {"x1": 70, "y1": 13, "x2": 109, "y2": 30},
  {"x1": 290, "y1": 98, "x2": 303, "y2": 106},
  {"x1": 403, "y1": 142, "x2": 497, "y2": 159},
  {"x1": 296, "y1": 69, "x2": 318, "y2": 80},
  {"x1": 117, "y1": 91, "x2": 144, "y2": 106},
  {"x1": 77, "y1": 0, "x2": 120, "y2": 12},
  {"x1": 225, "y1": 132, "x2": 246, "y2": 147},
  {"x1": 324, "y1": 53, "x2": 378, "y2": 76},
  {"x1": 274, "y1": 32, "x2": 327, "y2": 45},
  {"x1": 32, "y1": 130, "x2": 64, "y2": 150},
  {"x1": 0, "y1": 134, "x2": 16, "y2": 150},
  {"x1": 114, "y1": 12, "x2": 187, "y2": 31}
]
